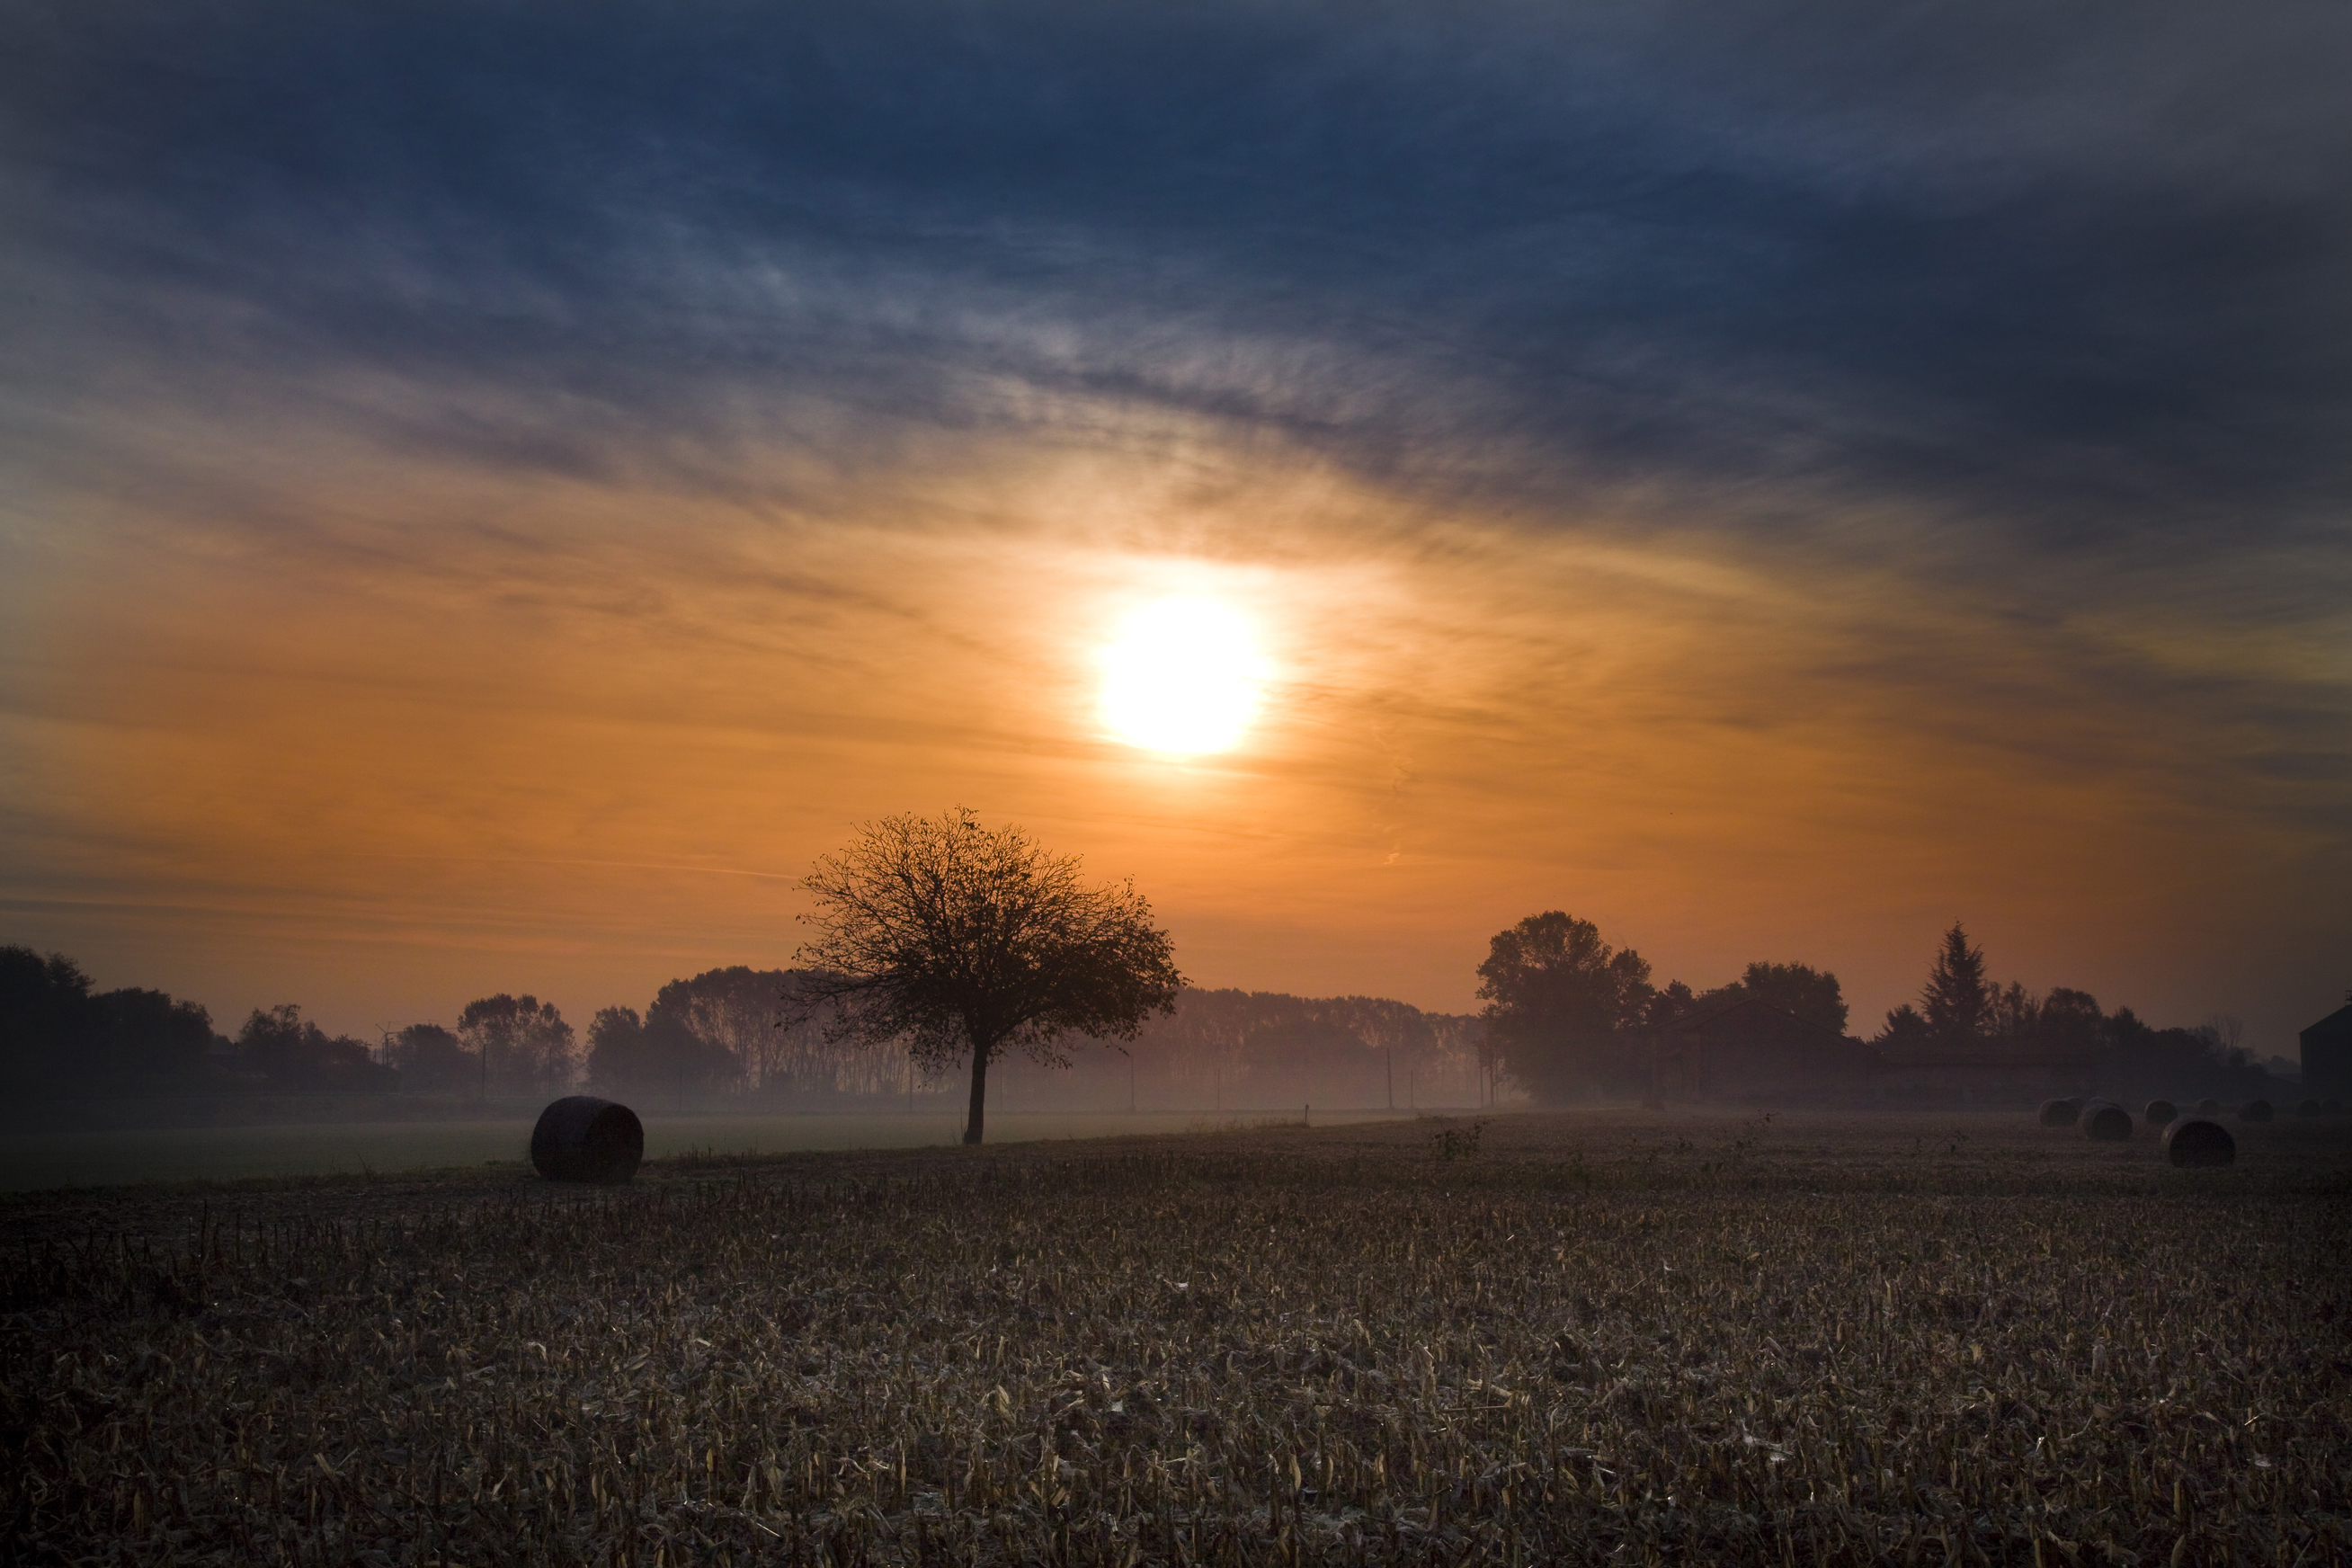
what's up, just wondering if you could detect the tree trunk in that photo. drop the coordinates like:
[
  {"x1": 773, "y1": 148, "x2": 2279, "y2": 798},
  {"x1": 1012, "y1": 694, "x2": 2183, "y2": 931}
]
[{"x1": 964, "y1": 1043, "x2": 990, "y2": 1145}]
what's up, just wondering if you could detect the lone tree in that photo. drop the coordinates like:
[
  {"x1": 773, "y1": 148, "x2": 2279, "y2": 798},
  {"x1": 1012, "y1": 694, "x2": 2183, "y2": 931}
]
[{"x1": 793, "y1": 808, "x2": 1183, "y2": 1145}]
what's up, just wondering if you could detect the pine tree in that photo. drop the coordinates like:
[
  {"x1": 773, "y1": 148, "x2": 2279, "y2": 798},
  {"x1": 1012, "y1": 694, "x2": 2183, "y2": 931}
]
[{"x1": 1920, "y1": 922, "x2": 1991, "y2": 1045}]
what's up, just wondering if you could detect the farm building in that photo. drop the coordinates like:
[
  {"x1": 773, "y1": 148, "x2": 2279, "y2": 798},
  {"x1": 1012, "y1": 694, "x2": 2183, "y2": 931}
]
[
  {"x1": 1868, "y1": 1039, "x2": 2099, "y2": 1106},
  {"x1": 1650, "y1": 992, "x2": 1875, "y2": 1105},
  {"x1": 2303, "y1": 1001, "x2": 2352, "y2": 1099}
]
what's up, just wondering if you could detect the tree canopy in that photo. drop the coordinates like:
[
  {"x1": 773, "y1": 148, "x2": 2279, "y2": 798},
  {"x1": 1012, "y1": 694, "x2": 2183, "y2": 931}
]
[
  {"x1": 794, "y1": 808, "x2": 1183, "y2": 1144},
  {"x1": 1474, "y1": 912, "x2": 1655, "y2": 1102},
  {"x1": 385, "y1": 1023, "x2": 472, "y2": 1093},
  {"x1": 1718, "y1": 961, "x2": 1850, "y2": 1034},
  {"x1": 456, "y1": 994, "x2": 576, "y2": 1095},
  {"x1": 0, "y1": 945, "x2": 220, "y2": 1091},
  {"x1": 585, "y1": 1004, "x2": 739, "y2": 1102},
  {"x1": 236, "y1": 1004, "x2": 393, "y2": 1092}
]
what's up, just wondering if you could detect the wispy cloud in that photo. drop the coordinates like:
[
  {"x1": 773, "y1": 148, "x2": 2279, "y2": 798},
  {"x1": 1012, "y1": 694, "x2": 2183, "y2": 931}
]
[{"x1": 2, "y1": 0, "x2": 2345, "y2": 1042}]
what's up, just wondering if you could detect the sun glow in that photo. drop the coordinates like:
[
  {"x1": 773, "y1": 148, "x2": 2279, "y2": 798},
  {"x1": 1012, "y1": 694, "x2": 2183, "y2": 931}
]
[{"x1": 1100, "y1": 599, "x2": 1268, "y2": 753}]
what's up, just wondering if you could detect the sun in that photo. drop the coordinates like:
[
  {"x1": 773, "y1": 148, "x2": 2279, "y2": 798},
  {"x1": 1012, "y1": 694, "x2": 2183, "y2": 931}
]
[{"x1": 1100, "y1": 599, "x2": 1267, "y2": 754}]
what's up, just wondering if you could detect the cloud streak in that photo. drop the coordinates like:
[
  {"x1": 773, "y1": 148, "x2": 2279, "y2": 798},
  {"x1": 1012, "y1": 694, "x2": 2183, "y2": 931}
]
[
  {"x1": 1, "y1": 0, "x2": 2346, "y2": 1044},
  {"x1": 13, "y1": 2, "x2": 2351, "y2": 530}
]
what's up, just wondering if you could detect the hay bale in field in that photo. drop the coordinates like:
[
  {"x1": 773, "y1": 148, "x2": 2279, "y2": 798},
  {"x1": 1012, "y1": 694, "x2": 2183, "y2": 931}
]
[
  {"x1": 2162, "y1": 1117, "x2": 2235, "y2": 1167},
  {"x1": 530, "y1": 1096, "x2": 644, "y2": 1182},
  {"x1": 2144, "y1": 1099, "x2": 2177, "y2": 1127},
  {"x1": 2297, "y1": 1098, "x2": 2321, "y2": 1117},
  {"x1": 2328, "y1": 1099, "x2": 2344, "y2": 1114},
  {"x1": 2196, "y1": 1098, "x2": 2221, "y2": 1115},
  {"x1": 2038, "y1": 1097, "x2": 2083, "y2": 1127},
  {"x1": 2239, "y1": 1099, "x2": 2274, "y2": 1123},
  {"x1": 2080, "y1": 1100, "x2": 2133, "y2": 1141}
]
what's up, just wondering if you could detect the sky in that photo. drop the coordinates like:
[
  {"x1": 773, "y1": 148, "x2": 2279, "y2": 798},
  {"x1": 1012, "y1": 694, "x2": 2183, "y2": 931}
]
[{"x1": 3, "y1": 1, "x2": 2347, "y2": 1056}]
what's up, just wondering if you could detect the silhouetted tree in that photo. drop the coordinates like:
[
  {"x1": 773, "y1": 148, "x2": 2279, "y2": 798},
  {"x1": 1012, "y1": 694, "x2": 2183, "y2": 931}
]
[
  {"x1": 2, "y1": 947, "x2": 227, "y2": 1091},
  {"x1": 2101, "y1": 1005, "x2": 2273, "y2": 1099},
  {"x1": 794, "y1": 808, "x2": 1182, "y2": 1144},
  {"x1": 586, "y1": 1004, "x2": 736, "y2": 1101},
  {"x1": 236, "y1": 1004, "x2": 394, "y2": 1091},
  {"x1": 385, "y1": 1023, "x2": 473, "y2": 1093},
  {"x1": 2036, "y1": 987, "x2": 2103, "y2": 1053},
  {"x1": 1642, "y1": 979, "x2": 1697, "y2": 1029},
  {"x1": 1920, "y1": 922, "x2": 1991, "y2": 1045},
  {"x1": 1873, "y1": 1002, "x2": 1931, "y2": 1051},
  {"x1": 2198, "y1": 1012, "x2": 2246, "y2": 1056},
  {"x1": 585, "y1": 1006, "x2": 650, "y2": 1089},
  {"x1": 91, "y1": 988, "x2": 216, "y2": 1084},
  {"x1": 1475, "y1": 912, "x2": 1654, "y2": 1102},
  {"x1": 1729, "y1": 961, "x2": 1849, "y2": 1033},
  {"x1": 646, "y1": 967, "x2": 806, "y2": 1094},
  {"x1": 456, "y1": 994, "x2": 576, "y2": 1095},
  {"x1": 0, "y1": 946, "x2": 95, "y2": 1089},
  {"x1": 1988, "y1": 981, "x2": 2039, "y2": 1039}
]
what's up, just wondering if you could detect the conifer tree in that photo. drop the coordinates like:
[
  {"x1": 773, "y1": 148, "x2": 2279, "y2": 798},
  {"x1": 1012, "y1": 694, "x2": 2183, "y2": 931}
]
[{"x1": 1920, "y1": 922, "x2": 1991, "y2": 1044}]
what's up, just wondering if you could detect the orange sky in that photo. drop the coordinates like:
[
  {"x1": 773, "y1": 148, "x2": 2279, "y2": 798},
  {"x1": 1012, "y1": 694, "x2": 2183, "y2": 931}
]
[
  {"x1": 4, "y1": 4, "x2": 2348, "y2": 1061},
  {"x1": 5, "y1": 402, "x2": 2341, "y2": 1056}
]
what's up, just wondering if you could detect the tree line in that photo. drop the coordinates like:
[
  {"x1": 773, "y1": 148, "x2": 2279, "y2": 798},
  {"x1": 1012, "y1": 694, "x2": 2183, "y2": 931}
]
[
  {"x1": 518, "y1": 973, "x2": 1487, "y2": 1111},
  {"x1": 1869, "y1": 922, "x2": 2292, "y2": 1100},
  {"x1": 4, "y1": 895, "x2": 2285, "y2": 1113},
  {"x1": 1473, "y1": 913, "x2": 2294, "y2": 1102},
  {"x1": 0, "y1": 944, "x2": 1479, "y2": 1107},
  {"x1": 0, "y1": 946, "x2": 395, "y2": 1094},
  {"x1": 1472, "y1": 911, "x2": 1855, "y2": 1100}
]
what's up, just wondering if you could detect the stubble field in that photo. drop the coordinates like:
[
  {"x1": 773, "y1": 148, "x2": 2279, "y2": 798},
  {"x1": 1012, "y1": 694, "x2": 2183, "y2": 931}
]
[
  {"x1": 0, "y1": 1110, "x2": 1416, "y2": 1195},
  {"x1": 4, "y1": 1109, "x2": 2348, "y2": 1565}
]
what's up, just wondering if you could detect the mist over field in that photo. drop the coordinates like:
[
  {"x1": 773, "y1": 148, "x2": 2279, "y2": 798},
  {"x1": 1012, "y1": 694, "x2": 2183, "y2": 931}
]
[
  {"x1": 2, "y1": 0, "x2": 2345, "y2": 1056},
  {"x1": 4, "y1": 7, "x2": 2348, "y2": 1559}
]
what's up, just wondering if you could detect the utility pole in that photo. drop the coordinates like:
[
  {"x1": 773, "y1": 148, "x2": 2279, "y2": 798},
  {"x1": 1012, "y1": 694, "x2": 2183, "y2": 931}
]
[{"x1": 1386, "y1": 1046, "x2": 1394, "y2": 1111}]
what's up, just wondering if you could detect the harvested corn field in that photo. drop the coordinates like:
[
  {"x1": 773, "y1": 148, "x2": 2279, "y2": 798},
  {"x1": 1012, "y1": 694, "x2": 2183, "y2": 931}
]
[{"x1": 4, "y1": 1110, "x2": 2349, "y2": 1565}]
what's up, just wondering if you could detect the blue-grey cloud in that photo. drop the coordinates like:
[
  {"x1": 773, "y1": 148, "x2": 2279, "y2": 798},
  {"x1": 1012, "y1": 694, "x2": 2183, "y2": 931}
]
[{"x1": 5, "y1": 0, "x2": 2350, "y2": 559}]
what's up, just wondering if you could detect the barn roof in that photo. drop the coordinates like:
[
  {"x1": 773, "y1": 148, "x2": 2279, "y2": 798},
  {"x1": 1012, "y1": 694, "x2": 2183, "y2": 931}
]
[{"x1": 2303, "y1": 1003, "x2": 2352, "y2": 1044}]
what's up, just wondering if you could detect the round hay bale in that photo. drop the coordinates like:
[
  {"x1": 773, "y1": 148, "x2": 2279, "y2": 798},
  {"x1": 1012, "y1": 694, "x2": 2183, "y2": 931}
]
[
  {"x1": 2143, "y1": 1099, "x2": 2177, "y2": 1127},
  {"x1": 2080, "y1": 1100, "x2": 2133, "y2": 1141},
  {"x1": 2327, "y1": 1098, "x2": 2344, "y2": 1115},
  {"x1": 530, "y1": 1096, "x2": 644, "y2": 1183},
  {"x1": 2298, "y1": 1098, "x2": 2321, "y2": 1117},
  {"x1": 2195, "y1": 1098, "x2": 2221, "y2": 1115},
  {"x1": 2239, "y1": 1099, "x2": 2274, "y2": 1124},
  {"x1": 2162, "y1": 1117, "x2": 2235, "y2": 1168},
  {"x1": 2037, "y1": 1097, "x2": 2082, "y2": 1127}
]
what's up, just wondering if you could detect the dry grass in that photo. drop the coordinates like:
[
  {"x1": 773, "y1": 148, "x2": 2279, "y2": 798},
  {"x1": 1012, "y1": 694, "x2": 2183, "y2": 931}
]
[{"x1": 4, "y1": 1110, "x2": 2348, "y2": 1565}]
